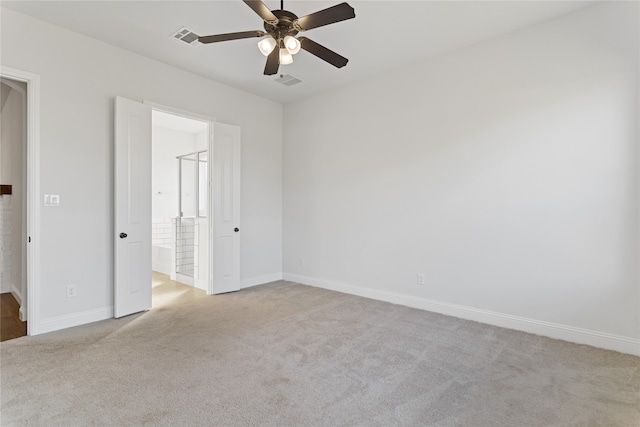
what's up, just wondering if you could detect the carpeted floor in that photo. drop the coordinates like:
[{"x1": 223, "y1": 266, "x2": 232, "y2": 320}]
[{"x1": 1, "y1": 275, "x2": 638, "y2": 426}]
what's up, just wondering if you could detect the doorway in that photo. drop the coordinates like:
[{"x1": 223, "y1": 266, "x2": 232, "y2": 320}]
[
  {"x1": 0, "y1": 66, "x2": 40, "y2": 335},
  {"x1": 114, "y1": 97, "x2": 241, "y2": 318},
  {"x1": 0, "y1": 77, "x2": 27, "y2": 341},
  {"x1": 150, "y1": 110, "x2": 209, "y2": 306}
]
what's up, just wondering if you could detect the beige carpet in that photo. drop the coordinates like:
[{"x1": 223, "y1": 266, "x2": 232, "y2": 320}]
[{"x1": 1, "y1": 274, "x2": 638, "y2": 426}]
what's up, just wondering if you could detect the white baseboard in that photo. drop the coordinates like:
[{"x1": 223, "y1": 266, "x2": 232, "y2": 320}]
[
  {"x1": 241, "y1": 272, "x2": 283, "y2": 289},
  {"x1": 283, "y1": 273, "x2": 640, "y2": 356},
  {"x1": 35, "y1": 306, "x2": 113, "y2": 335},
  {"x1": 9, "y1": 284, "x2": 25, "y2": 321},
  {"x1": 176, "y1": 272, "x2": 194, "y2": 286},
  {"x1": 11, "y1": 283, "x2": 22, "y2": 305},
  {"x1": 31, "y1": 274, "x2": 284, "y2": 335}
]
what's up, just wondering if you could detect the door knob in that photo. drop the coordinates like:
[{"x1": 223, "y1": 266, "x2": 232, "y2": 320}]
[
  {"x1": 234, "y1": 228, "x2": 239, "y2": 232},
  {"x1": 119, "y1": 232, "x2": 128, "y2": 239}
]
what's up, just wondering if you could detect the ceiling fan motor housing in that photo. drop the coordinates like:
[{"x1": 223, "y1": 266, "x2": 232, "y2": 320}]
[{"x1": 264, "y1": 9, "x2": 300, "y2": 40}]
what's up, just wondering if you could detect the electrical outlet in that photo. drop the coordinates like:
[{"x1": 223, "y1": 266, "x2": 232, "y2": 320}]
[
  {"x1": 66, "y1": 284, "x2": 77, "y2": 298},
  {"x1": 299, "y1": 257, "x2": 305, "y2": 267},
  {"x1": 417, "y1": 273, "x2": 425, "y2": 285}
]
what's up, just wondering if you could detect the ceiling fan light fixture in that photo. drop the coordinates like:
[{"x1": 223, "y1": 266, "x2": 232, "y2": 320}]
[
  {"x1": 199, "y1": 0, "x2": 356, "y2": 76},
  {"x1": 284, "y1": 35, "x2": 301, "y2": 55},
  {"x1": 258, "y1": 36, "x2": 277, "y2": 56},
  {"x1": 279, "y1": 48, "x2": 293, "y2": 65}
]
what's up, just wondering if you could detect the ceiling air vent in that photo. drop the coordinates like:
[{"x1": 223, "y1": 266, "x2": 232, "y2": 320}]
[
  {"x1": 274, "y1": 74, "x2": 302, "y2": 87},
  {"x1": 171, "y1": 27, "x2": 201, "y2": 45}
]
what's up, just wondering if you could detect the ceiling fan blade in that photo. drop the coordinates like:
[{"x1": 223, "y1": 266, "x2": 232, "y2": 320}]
[
  {"x1": 264, "y1": 46, "x2": 280, "y2": 75},
  {"x1": 298, "y1": 37, "x2": 348, "y2": 68},
  {"x1": 198, "y1": 30, "x2": 265, "y2": 44},
  {"x1": 294, "y1": 2, "x2": 355, "y2": 31},
  {"x1": 243, "y1": 0, "x2": 279, "y2": 25}
]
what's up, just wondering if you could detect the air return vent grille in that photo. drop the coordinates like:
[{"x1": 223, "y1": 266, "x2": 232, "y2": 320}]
[
  {"x1": 171, "y1": 27, "x2": 201, "y2": 45},
  {"x1": 274, "y1": 74, "x2": 302, "y2": 86}
]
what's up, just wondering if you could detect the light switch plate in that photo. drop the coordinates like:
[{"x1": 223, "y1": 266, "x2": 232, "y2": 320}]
[{"x1": 44, "y1": 194, "x2": 60, "y2": 207}]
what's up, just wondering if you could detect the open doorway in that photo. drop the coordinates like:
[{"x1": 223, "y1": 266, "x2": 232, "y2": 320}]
[
  {"x1": 0, "y1": 77, "x2": 27, "y2": 341},
  {"x1": 150, "y1": 110, "x2": 209, "y2": 307},
  {"x1": 115, "y1": 97, "x2": 241, "y2": 318}
]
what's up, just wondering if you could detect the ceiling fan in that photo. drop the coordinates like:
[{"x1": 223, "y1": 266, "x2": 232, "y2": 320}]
[{"x1": 198, "y1": 0, "x2": 356, "y2": 76}]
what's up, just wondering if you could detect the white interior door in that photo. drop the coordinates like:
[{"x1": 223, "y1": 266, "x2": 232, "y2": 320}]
[
  {"x1": 210, "y1": 122, "x2": 241, "y2": 294},
  {"x1": 114, "y1": 96, "x2": 152, "y2": 317}
]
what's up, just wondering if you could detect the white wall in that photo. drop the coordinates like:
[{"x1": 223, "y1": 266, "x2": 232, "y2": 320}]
[
  {"x1": 0, "y1": 7, "x2": 283, "y2": 331},
  {"x1": 0, "y1": 83, "x2": 26, "y2": 302},
  {"x1": 283, "y1": 2, "x2": 639, "y2": 352},
  {"x1": 194, "y1": 129, "x2": 207, "y2": 152}
]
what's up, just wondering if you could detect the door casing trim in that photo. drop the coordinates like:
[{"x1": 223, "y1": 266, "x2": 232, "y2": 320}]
[{"x1": 1, "y1": 65, "x2": 41, "y2": 335}]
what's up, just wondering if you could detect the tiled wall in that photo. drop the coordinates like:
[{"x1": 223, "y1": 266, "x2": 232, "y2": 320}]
[
  {"x1": 153, "y1": 216, "x2": 200, "y2": 280},
  {"x1": 0, "y1": 196, "x2": 13, "y2": 293},
  {"x1": 193, "y1": 218, "x2": 201, "y2": 280},
  {"x1": 175, "y1": 217, "x2": 195, "y2": 276},
  {"x1": 152, "y1": 218, "x2": 173, "y2": 246}
]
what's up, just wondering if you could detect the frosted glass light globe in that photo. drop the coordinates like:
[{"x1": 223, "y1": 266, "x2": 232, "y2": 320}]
[
  {"x1": 257, "y1": 37, "x2": 277, "y2": 56},
  {"x1": 284, "y1": 35, "x2": 301, "y2": 55},
  {"x1": 279, "y1": 48, "x2": 293, "y2": 65}
]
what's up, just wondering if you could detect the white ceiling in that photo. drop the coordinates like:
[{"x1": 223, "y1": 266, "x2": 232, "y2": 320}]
[{"x1": 3, "y1": 0, "x2": 597, "y2": 104}]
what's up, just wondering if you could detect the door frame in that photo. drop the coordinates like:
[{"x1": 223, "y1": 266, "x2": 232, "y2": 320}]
[
  {"x1": 0, "y1": 66, "x2": 41, "y2": 335},
  {"x1": 144, "y1": 101, "x2": 217, "y2": 295}
]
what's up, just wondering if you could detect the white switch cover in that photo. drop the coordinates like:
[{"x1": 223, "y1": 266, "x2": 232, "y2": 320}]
[{"x1": 44, "y1": 194, "x2": 60, "y2": 207}]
